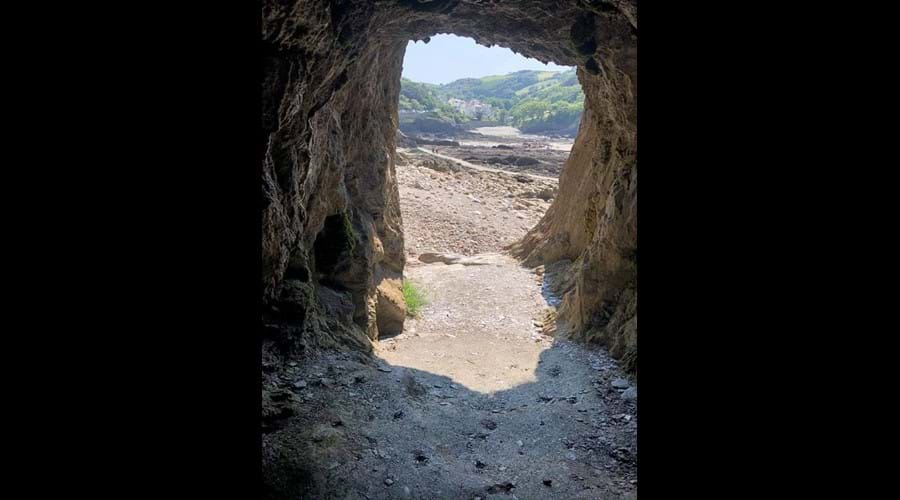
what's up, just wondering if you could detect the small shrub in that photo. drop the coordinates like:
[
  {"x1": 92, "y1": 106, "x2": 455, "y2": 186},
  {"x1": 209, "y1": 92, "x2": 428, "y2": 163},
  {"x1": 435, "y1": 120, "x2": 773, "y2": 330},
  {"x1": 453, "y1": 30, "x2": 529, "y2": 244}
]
[{"x1": 402, "y1": 280, "x2": 428, "y2": 317}]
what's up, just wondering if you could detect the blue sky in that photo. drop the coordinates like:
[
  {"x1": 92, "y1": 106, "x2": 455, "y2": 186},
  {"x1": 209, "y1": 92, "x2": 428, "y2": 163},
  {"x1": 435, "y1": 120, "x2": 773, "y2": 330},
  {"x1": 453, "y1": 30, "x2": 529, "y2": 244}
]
[{"x1": 402, "y1": 34, "x2": 572, "y2": 84}]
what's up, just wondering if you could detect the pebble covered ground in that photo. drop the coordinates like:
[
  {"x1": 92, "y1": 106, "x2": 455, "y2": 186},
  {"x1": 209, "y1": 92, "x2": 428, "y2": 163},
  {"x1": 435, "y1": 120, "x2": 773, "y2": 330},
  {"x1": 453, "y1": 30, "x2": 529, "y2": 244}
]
[
  {"x1": 262, "y1": 135, "x2": 636, "y2": 499},
  {"x1": 396, "y1": 148, "x2": 557, "y2": 258}
]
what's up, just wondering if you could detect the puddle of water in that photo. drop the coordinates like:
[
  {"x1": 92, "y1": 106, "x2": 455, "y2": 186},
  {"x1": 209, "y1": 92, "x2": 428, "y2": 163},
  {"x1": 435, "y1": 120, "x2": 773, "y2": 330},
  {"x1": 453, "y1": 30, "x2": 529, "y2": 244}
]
[
  {"x1": 471, "y1": 126, "x2": 523, "y2": 138},
  {"x1": 471, "y1": 126, "x2": 575, "y2": 152},
  {"x1": 456, "y1": 140, "x2": 506, "y2": 147},
  {"x1": 546, "y1": 141, "x2": 575, "y2": 152},
  {"x1": 457, "y1": 139, "x2": 573, "y2": 153}
]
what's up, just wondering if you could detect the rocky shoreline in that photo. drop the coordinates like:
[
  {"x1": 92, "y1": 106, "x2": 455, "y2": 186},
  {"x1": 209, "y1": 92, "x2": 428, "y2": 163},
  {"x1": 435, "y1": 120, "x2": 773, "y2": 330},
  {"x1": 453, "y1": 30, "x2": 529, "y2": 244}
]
[{"x1": 398, "y1": 128, "x2": 573, "y2": 178}]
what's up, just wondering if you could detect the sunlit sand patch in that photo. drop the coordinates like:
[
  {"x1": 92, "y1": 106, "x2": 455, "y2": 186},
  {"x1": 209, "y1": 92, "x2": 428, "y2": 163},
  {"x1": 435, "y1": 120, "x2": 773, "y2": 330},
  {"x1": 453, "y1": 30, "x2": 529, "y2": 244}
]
[
  {"x1": 377, "y1": 254, "x2": 556, "y2": 395},
  {"x1": 378, "y1": 335, "x2": 548, "y2": 394}
]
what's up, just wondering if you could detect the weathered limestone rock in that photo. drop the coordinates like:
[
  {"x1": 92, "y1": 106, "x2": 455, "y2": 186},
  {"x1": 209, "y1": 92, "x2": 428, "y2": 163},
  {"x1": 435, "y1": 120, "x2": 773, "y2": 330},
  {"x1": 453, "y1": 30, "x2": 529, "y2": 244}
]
[
  {"x1": 375, "y1": 277, "x2": 406, "y2": 337},
  {"x1": 509, "y1": 27, "x2": 637, "y2": 372},
  {"x1": 261, "y1": 1, "x2": 637, "y2": 370},
  {"x1": 418, "y1": 252, "x2": 502, "y2": 266},
  {"x1": 418, "y1": 252, "x2": 466, "y2": 265}
]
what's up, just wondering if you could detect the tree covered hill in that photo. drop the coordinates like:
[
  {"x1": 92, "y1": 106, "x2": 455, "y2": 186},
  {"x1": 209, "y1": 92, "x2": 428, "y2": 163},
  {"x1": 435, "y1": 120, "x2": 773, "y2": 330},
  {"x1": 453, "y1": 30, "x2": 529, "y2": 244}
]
[{"x1": 399, "y1": 69, "x2": 584, "y2": 136}]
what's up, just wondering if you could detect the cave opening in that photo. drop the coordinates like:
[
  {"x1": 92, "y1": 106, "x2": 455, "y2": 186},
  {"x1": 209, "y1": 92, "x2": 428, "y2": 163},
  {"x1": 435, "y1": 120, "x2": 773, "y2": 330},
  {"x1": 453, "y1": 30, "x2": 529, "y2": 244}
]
[
  {"x1": 262, "y1": 0, "x2": 636, "y2": 356},
  {"x1": 312, "y1": 212, "x2": 355, "y2": 287},
  {"x1": 262, "y1": 2, "x2": 637, "y2": 497},
  {"x1": 386, "y1": 33, "x2": 584, "y2": 389},
  {"x1": 395, "y1": 33, "x2": 580, "y2": 255}
]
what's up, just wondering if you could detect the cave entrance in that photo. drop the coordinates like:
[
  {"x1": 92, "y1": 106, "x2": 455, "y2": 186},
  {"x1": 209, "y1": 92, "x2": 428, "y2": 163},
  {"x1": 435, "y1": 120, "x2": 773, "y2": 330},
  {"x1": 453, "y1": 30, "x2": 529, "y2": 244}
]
[
  {"x1": 381, "y1": 34, "x2": 587, "y2": 393},
  {"x1": 395, "y1": 34, "x2": 583, "y2": 264},
  {"x1": 262, "y1": 3, "x2": 638, "y2": 496}
]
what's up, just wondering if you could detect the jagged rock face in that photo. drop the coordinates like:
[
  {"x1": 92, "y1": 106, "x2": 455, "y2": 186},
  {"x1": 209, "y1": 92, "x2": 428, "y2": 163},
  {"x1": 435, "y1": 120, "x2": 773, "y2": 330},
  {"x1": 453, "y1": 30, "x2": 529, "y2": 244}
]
[
  {"x1": 262, "y1": 0, "x2": 637, "y2": 367},
  {"x1": 512, "y1": 59, "x2": 637, "y2": 371}
]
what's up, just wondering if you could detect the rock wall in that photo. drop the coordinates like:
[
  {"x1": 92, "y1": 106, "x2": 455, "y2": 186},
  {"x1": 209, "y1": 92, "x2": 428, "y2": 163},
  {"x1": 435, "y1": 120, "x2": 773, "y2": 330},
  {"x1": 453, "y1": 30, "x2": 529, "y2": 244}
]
[
  {"x1": 262, "y1": 7, "x2": 408, "y2": 351},
  {"x1": 511, "y1": 46, "x2": 637, "y2": 371},
  {"x1": 262, "y1": 0, "x2": 637, "y2": 369}
]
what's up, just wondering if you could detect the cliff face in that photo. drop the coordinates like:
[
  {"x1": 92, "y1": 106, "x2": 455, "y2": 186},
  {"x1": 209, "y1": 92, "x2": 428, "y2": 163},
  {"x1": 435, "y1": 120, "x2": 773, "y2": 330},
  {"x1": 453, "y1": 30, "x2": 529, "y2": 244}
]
[
  {"x1": 262, "y1": 0, "x2": 637, "y2": 369},
  {"x1": 511, "y1": 51, "x2": 637, "y2": 371}
]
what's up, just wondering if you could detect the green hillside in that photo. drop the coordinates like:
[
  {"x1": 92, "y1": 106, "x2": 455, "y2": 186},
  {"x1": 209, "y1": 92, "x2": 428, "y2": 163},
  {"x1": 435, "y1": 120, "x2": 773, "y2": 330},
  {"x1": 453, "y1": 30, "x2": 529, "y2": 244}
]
[
  {"x1": 439, "y1": 70, "x2": 561, "y2": 101},
  {"x1": 398, "y1": 78, "x2": 467, "y2": 134},
  {"x1": 398, "y1": 69, "x2": 584, "y2": 136}
]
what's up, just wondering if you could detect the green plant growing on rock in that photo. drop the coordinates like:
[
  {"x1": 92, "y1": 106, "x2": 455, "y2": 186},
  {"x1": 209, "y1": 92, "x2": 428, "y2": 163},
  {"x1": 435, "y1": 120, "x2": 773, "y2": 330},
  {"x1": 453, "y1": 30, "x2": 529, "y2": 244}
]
[{"x1": 401, "y1": 280, "x2": 427, "y2": 317}]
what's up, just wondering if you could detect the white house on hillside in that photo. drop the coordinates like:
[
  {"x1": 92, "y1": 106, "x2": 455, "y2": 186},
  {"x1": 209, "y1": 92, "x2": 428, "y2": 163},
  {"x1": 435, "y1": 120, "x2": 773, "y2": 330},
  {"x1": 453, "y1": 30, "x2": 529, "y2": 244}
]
[{"x1": 447, "y1": 98, "x2": 494, "y2": 120}]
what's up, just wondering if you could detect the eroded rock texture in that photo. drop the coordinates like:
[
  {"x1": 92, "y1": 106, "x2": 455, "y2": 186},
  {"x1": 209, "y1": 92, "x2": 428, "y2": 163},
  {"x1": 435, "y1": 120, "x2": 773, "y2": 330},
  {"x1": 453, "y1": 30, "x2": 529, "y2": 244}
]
[
  {"x1": 262, "y1": 0, "x2": 637, "y2": 369},
  {"x1": 511, "y1": 41, "x2": 638, "y2": 371}
]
